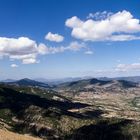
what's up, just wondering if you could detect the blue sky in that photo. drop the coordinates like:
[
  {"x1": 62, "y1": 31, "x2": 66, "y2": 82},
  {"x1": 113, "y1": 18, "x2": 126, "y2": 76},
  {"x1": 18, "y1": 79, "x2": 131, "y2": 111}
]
[{"x1": 1, "y1": 0, "x2": 140, "y2": 79}]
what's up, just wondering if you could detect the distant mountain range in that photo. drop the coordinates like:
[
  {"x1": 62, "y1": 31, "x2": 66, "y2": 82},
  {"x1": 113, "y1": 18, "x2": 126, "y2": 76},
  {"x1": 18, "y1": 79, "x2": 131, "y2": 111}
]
[
  {"x1": 35, "y1": 76, "x2": 140, "y2": 84},
  {"x1": 3, "y1": 78, "x2": 50, "y2": 88},
  {"x1": 35, "y1": 77, "x2": 88, "y2": 85},
  {"x1": 1, "y1": 76, "x2": 140, "y2": 88},
  {"x1": 55, "y1": 78, "x2": 138, "y2": 94},
  {"x1": 99, "y1": 76, "x2": 140, "y2": 83},
  {"x1": 1, "y1": 79, "x2": 16, "y2": 83}
]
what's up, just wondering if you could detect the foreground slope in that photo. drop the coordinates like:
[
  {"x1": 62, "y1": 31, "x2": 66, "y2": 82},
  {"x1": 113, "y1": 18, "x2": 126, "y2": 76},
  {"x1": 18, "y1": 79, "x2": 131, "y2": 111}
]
[
  {"x1": 0, "y1": 129, "x2": 42, "y2": 140},
  {"x1": 0, "y1": 84, "x2": 90, "y2": 139}
]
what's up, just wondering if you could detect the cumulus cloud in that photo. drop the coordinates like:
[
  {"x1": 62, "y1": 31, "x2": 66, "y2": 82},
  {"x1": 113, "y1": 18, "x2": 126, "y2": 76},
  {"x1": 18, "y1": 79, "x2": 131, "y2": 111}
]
[
  {"x1": 11, "y1": 64, "x2": 18, "y2": 68},
  {"x1": 115, "y1": 63, "x2": 140, "y2": 72},
  {"x1": 0, "y1": 37, "x2": 45, "y2": 64},
  {"x1": 45, "y1": 32, "x2": 64, "y2": 42},
  {"x1": 0, "y1": 36, "x2": 86, "y2": 64},
  {"x1": 38, "y1": 41, "x2": 86, "y2": 54},
  {"x1": 65, "y1": 10, "x2": 140, "y2": 41}
]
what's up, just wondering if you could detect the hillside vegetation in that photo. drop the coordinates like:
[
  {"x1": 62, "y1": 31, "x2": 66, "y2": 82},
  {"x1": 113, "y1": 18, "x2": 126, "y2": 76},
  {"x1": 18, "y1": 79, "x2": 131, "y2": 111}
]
[{"x1": 0, "y1": 78, "x2": 140, "y2": 139}]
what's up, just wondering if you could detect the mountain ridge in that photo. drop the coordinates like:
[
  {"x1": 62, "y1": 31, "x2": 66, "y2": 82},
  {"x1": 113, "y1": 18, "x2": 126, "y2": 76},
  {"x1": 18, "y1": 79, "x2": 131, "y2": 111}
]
[
  {"x1": 6, "y1": 78, "x2": 50, "y2": 88},
  {"x1": 55, "y1": 78, "x2": 138, "y2": 94}
]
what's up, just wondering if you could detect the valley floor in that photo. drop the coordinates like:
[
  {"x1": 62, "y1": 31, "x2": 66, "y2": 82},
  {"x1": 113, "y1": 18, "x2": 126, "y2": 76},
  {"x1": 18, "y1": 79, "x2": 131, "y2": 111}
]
[{"x1": 70, "y1": 93, "x2": 140, "y2": 120}]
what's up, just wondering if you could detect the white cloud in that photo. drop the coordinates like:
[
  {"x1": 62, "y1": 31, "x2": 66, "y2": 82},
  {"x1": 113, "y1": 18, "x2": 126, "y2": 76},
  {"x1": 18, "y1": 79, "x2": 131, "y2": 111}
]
[
  {"x1": 65, "y1": 16, "x2": 83, "y2": 28},
  {"x1": 11, "y1": 64, "x2": 18, "y2": 68},
  {"x1": 85, "y1": 50, "x2": 93, "y2": 55},
  {"x1": 38, "y1": 43, "x2": 66, "y2": 54},
  {"x1": 67, "y1": 41, "x2": 86, "y2": 51},
  {"x1": 115, "y1": 63, "x2": 140, "y2": 72},
  {"x1": 0, "y1": 37, "x2": 45, "y2": 64},
  {"x1": 38, "y1": 44, "x2": 49, "y2": 55},
  {"x1": 45, "y1": 32, "x2": 64, "y2": 42},
  {"x1": 87, "y1": 11, "x2": 113, "y2": 20},
  {"x1": 0, "y1": 36, "x2": 88, "y2": 66},
  {"x1": 38, "y1": 41, "x2": 86, "y2": 54},
  {"x1": 108, "y1": 34, "x2": 140, "y2": 41},
  {"x1": 0, "y1": 36, "x2": 88, "y2": 65},
  {"x1": 22, "y1": 58, "x2": 39, "y2": 64},
  {"x1": 65, "y1": 10, "x2": 140, "y2": 41}
]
